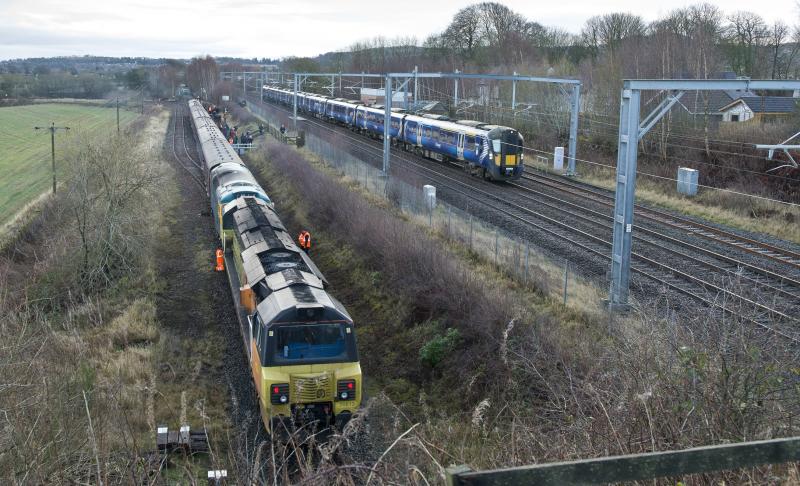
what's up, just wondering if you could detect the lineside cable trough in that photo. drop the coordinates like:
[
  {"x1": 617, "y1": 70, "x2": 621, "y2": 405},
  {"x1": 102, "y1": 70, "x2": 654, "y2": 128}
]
[
  {"x1": 155, "y1": 423, "x2": 209, "y2": 454},
  {"x1": 154, "y1": 424, "x2": 229, "y2": 484}
]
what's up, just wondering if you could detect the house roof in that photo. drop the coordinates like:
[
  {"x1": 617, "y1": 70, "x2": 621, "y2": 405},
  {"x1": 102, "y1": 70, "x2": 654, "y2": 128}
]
[
  {"x1": 721, "y1": 96, "x2": 799, "y2": 113},
  {"x1": 675, "y1": 89, "x2": 758, "y2": 114}
]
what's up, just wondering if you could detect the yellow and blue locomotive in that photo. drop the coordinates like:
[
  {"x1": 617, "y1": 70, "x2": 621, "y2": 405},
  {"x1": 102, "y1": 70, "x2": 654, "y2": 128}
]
[{"x1": 187, "y1": 99, "x2": 362, "y2": 433}]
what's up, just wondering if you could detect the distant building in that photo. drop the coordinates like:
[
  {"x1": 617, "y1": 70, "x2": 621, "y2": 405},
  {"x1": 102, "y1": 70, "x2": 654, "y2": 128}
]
[
  {"x1": 417, "y1": 101, "x2": 448, "y2": 115},
  {"x1": 360, "y1": 87, "x2": 412, "y2": 107},
  {"x1": 669, "y1": 72, "x2": 755, "y2": 122},
  {"x1": 719, "y1": 96, "x2": 798, "y2": 122}
]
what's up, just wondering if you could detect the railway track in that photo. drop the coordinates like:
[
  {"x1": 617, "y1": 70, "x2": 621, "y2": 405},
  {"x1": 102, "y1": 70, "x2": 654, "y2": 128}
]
[
  {"x1": 519, "y1": 170, "x2": 800, "y2": 269},
  {"x1": 247, "y1": 95, "x2": 800, "y2": 342},
  {"x1": 169, "y1": 103, "x2": 205, "y2": 190}
]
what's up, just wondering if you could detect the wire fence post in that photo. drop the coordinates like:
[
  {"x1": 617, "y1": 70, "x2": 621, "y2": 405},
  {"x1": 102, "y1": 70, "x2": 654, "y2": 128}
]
[
  {"x1": 563, "y1": 260, "x2": 569, "y2": 305},
  {"x1": 447, "y1": 206, "x2": 451, "y2": 237},
  {"x1": 469, "y1": 214, "x2": 473, "y2": 251},
  {"x1": 494, "y1": 229, "x2": 499, "y2": 265},
  {"x1": 524, "y1": 242, "x2": 529, "y2": 284}
]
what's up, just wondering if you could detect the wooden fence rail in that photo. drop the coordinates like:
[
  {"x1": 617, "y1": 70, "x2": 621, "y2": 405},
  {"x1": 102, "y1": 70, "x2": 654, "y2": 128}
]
[{"x1": 446, "y1": 437, "x2": 800, "y2": 485}]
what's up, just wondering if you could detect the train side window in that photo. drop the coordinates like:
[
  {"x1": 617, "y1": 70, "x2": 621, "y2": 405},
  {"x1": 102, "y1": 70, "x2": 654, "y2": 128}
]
[
  {"x1": 424, "y1": 127, "x2": 431, "y2": 138},
  {"x1": 466, "y1": 135, "x2": 475, "y2": 147},
  {"x1": 260, "y1": 324, "x2": 269, "y2": 363},
  {"x1": 253, "y1": 315, "x2": 261, "y2": 348},
  {"x1": 253, "y1": 313, "x2": 264, "y2": 359}
]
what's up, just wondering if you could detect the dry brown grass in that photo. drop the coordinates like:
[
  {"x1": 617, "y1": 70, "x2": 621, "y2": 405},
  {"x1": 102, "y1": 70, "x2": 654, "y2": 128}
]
[
  {"x1": 103, "y1": 299, "x2": 160, "y2": 349},
  {"x1": 0, "y1": 109, "x2": 172, "y2": 483}
]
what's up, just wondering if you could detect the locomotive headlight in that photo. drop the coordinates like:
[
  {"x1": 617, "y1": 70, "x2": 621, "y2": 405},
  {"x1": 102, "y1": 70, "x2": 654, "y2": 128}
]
[
  {"x1": 270, "y1": 383, "x2": 290, "y2": 405},
  {"x1": 337, "y1": 380, "x2": 356, "y2": 401}
]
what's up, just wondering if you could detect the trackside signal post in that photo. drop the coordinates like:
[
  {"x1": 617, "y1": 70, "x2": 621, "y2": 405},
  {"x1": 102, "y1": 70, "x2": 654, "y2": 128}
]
[
  {"x1": 609, "y1": 78, "x2": 800, "y2": 307},
  {"x1": 34, "y1": 122, "x2": 70, "y2": 194}
]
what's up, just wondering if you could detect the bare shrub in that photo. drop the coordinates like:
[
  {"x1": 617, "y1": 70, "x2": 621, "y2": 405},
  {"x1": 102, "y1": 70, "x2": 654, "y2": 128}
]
[{"x1": 62, "y1": 134, "x2": 161, "y2": 291}]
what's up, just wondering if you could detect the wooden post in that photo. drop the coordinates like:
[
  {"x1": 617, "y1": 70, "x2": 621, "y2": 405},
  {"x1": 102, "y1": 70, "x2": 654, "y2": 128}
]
[
  {"x1": 446, "y1": 465, "x2": 472, "y2": 486},
  {"x1": 449, "y1": 437, "x2": 800, "y2": 486}
]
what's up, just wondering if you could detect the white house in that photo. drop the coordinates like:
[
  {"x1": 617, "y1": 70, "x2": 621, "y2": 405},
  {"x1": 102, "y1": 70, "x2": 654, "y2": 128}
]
[{"x1": 719, "y1": 96, "x2": 798, "y2": 122}]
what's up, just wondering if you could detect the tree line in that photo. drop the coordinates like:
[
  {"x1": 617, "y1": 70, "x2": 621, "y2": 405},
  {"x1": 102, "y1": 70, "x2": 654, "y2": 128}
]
[{"x1": 288, "y1": 2, "x2": 800, "y2": 99}]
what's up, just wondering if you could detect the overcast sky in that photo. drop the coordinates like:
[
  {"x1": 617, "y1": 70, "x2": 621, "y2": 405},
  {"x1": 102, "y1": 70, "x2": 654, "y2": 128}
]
[{"x1": 1, "y1": 0, "x2": 798, "y2": 61}]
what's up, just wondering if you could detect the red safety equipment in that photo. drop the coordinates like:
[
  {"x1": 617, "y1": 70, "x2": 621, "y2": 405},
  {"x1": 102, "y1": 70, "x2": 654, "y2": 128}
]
[
  {"x1": 297, "y1": 231, "x2": 311, "y2": 253},
  {"x1": 215, "y1": 248, "x2": 225, "y2": 271}
]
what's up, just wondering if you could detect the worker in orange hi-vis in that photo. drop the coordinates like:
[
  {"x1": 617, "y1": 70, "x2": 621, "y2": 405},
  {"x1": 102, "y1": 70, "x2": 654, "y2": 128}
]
[
  {"x1": 297, "y1": 230, "x2": 311, "y2": 254},
  {"x1": 215, "y1": 248, "x2": 225, "y2": 271}
]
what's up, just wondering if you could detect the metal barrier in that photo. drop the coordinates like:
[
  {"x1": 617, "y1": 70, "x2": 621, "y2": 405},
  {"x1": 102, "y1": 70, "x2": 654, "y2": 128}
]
[{"x1": 446, "y1": 437, "x2": 800, "y2": 485}]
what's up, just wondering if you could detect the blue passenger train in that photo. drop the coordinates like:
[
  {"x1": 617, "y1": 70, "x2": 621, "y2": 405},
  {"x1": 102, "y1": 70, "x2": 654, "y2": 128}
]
[{"x1": 262, "y1": 86, "x2": 524, "y2": 181}]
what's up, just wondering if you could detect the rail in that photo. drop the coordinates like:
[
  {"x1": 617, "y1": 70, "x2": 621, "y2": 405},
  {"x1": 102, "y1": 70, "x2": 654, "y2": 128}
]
[{"x1": 445, "y1": 437, "x2": 800, "y2": 485}]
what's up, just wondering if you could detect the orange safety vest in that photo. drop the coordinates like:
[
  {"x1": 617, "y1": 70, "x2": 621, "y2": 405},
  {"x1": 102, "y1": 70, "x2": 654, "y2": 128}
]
[
  {"x1": 215, "y1": 248, "x2": 225, "y2": 271},
  {"x1": 297, "y1": 231, "x2": 311, "y2": 250}
]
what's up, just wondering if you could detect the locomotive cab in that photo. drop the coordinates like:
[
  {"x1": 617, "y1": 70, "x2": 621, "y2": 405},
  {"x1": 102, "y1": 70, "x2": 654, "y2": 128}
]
[
  {"x1": 250, "y1": 291, "x2": 362, "y2": 435},
  {"x1": 487, "y1": 127, "x2": 524, "y2": 180}
]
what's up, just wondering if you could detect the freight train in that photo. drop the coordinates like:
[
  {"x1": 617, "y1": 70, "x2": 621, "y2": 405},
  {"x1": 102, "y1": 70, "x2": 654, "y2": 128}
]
[
  {"x1": 261, "y1": 85, "x2": 525, "y2": 181},
  {"x1": 187, "y1": 99, "x2": 362, "y2": 434}
]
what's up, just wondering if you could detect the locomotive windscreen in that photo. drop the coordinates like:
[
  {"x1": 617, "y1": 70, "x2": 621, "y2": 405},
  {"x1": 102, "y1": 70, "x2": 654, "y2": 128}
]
[{"x1": 270, "y1": 323, "x2": 357, "y2": 365}]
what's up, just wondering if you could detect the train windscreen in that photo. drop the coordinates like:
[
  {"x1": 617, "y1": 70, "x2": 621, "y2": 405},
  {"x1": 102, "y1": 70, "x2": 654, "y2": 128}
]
[{"x1": 271, "y1": 323, "x2": 357, "y2": 364}]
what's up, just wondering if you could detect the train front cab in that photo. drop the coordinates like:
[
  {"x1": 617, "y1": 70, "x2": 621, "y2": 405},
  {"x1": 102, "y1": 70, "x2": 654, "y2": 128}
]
[
  {"x1": 248, "y1": 291, "x2": 362, "y2": 435},
  {"x1": 486, "y1": 126, "x2": 524, "y2": 181}
]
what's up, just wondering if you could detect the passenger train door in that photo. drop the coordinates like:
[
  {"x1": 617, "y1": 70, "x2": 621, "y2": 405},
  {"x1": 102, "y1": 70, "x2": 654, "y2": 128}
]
[{"x1": 457, "y1": 133, "x2": 465, "y2": 160}]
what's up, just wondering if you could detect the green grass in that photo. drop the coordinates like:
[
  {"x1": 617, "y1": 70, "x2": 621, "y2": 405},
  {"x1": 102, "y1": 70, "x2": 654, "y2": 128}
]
[{"x1": 0, "y1": 103, "x2": 137, "y2": 227}]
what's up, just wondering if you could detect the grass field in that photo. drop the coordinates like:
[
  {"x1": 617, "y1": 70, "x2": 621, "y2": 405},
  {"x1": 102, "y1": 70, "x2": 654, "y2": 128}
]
[{"x1": 0, "y1": 103, "x2": 137, "y2": 227}]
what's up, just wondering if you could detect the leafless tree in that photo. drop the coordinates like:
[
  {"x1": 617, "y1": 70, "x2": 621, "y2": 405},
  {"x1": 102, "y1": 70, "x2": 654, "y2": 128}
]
[
  {"x1": 768, "y1": 21, "x2": 790, "y2": 78},
  {"x1": 725, "y1": 11, "x2": 769, "y2": 76},
  {"x1": 581, "y1": 13, "x2": 646, "y2": 62},
  {"x1": 64, "y1": 134, "x2": 160, "y2": 289},
  {"x1": 186, "y1": 55, "x2": 219, "y2": 100}
]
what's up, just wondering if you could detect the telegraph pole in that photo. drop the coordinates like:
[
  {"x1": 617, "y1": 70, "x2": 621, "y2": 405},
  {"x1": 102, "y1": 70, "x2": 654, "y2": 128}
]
[
  {"x1": 116, "y1": 98, "x2": 120, "y2": 133},
  {"x1": 34, "y1": 122, "x2": 70, "y2": 194}
]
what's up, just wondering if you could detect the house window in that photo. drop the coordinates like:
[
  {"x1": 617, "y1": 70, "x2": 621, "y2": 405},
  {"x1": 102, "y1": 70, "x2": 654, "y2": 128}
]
[{"x1": 731, "y1": 114, "x2": 740, "y2": 122}]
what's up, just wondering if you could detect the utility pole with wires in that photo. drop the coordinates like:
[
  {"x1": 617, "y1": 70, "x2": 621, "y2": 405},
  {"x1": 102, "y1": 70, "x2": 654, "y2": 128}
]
[{"x1": 34, "y1": 122, "x2": 70, "y2": 194}]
